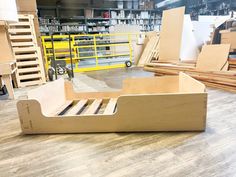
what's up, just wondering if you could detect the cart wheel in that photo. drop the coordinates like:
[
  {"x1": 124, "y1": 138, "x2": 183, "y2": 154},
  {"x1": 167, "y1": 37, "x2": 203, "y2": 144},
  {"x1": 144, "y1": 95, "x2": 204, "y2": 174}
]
[
  {"x1": 66, "y1": 67, "x2": 73, "y2": 79},
  {"x1": 57, "y1": 67, "x2": 65, "y2": 75},
  {"x1": 48, "y1": 68, "x2": 54, "y2": 81},
  {"x1": 2, "y1": 85, "x2": 7, "y2": 95},
  {"x1": 125, "y1": 61, "x2": 132, "y2": 68}
]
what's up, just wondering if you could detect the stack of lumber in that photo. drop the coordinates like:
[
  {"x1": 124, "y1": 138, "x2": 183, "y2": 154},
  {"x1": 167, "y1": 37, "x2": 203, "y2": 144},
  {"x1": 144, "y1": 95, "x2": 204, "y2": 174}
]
[
  {"x1": 144, "y1": 44, "x2": 236, "y2": 93},
  {"x1": 8, "y1": 14, "x2": 46, "y2": 87},
  {"x1": 137, "y1": 32, "x2": 159, "y2": 66},
  {"x1": 229, "y1": 59, "x2": 236, "y2": 71}
]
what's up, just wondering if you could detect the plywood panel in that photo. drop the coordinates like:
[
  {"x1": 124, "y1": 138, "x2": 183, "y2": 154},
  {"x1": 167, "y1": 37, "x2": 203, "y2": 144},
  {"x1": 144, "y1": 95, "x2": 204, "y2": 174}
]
[
  {"x1": 159, "y1": 7, "x2": 185, "y2": 62},
  {"x1": 180, "y1": 15, "x2": 199, "y2": 61},
  {"x1": 103, "y1": 98, "x2": 117, "y2": 115},
  {"x1": 196, "y1": 44, "x2": 230, "y2": 71},
  {"x1": 84, "y1": 99, "x2": 103, "y2": 115},
  {"x1": 66, "y1": 99, "x2": 88, "y2": 115}
]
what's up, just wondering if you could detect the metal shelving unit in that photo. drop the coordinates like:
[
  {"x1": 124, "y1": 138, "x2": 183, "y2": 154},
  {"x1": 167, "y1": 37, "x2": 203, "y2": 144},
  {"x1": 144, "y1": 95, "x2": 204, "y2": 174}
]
[{"x1": 38, "y1": 6, "x2": 162, "y2": 35}]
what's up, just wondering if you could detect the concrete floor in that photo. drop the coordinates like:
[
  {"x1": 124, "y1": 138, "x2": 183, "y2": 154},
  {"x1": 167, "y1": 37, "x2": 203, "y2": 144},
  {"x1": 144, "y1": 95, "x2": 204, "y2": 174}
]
[{"x1": 0, "y1": 67, "x2": 236, "y2": 177}]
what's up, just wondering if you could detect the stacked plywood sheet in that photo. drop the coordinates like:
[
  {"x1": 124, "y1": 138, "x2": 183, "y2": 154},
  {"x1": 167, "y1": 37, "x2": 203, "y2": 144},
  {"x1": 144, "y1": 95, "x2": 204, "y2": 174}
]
[
  {"x1": 144, "y1": 44, "x2": 236, "y2": 92},
  {"x1": 229, "y1": 59, "x2": 236, "y2": 71},
  {"x1": 8, "y1": 14, "x2": 46, "y2": 87}
]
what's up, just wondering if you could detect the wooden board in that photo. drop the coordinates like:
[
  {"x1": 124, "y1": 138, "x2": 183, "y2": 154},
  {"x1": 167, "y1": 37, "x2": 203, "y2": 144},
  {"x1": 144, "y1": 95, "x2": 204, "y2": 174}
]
[
  {"x1": 137, "y1": 34, "x2": 159, "y2": 66},
  {"x1": 0, "y1": 61, "x2": 17, "y2": 99},
  {"x1": 144, "y1": 61, "x2": 236, "y2": 92},
  {"x1": 66, "y1": 99, "x2": 88, "y2": 115},
  {"x1": 159, "y1": 7, "x2": 185, "y2": 62},
  {"x1": 17, "y1": 74, "x2": 207, "y2": 134},
  {"x1": 103, "y1": 98, "x2": 118, "y2": 115},
  {"x1": 84, "y1": 99, "x2": 103, "y2": 115},
  {"x1": 196, "y1": 44, "x2": 230, "y2": 71}
]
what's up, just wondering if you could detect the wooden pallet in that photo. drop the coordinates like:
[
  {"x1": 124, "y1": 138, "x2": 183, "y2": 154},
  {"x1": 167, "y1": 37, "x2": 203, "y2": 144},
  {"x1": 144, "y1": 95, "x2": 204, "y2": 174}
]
[
  {"x1": 8, "y1": 14, "x2": 46, "y2": 88},
  {"x1": 17, "y1": 73, "x2": 207, "y2": 134}
]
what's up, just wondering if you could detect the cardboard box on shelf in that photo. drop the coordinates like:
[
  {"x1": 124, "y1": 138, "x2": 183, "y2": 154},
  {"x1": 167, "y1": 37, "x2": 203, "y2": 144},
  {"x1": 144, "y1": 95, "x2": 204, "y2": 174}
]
[
  {"x1": 85, "y1": 9, "x2": 94, "y2": 18},
  {"x1": 16, "y1": 0, "x2": 37, "y2": 12},
  {"x1": 145, "y1": 1, "x2": 154, "y2": 9}
]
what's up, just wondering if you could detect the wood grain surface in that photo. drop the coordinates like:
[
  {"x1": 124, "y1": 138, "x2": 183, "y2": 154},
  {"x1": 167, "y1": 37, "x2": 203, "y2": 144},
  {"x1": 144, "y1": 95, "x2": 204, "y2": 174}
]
[{"x1": 0, "y1": 68, "x2": 236, "y2": 177}]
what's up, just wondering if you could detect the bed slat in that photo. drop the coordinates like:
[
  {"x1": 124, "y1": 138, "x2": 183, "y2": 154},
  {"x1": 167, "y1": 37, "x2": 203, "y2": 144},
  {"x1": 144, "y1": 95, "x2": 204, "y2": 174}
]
[
  {"x1": 103, "y1": 98, "x2": 118, "y2": 115},
  {"x1": 66, "y1": 99, "x2": 88, "y2": 115},
  {"x1": 84, "y1": 99, "x2": 103, "y2": 115},
  {"x1": 53, "y1": 100, "x2": 73, "y2": 116}
]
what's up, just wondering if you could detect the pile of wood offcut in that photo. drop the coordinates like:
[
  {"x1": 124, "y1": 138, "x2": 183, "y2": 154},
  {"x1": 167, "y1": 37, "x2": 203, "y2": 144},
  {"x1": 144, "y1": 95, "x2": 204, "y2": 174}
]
[{"x1": 141, "y1": 7, "x2": 236, "y2": 93}]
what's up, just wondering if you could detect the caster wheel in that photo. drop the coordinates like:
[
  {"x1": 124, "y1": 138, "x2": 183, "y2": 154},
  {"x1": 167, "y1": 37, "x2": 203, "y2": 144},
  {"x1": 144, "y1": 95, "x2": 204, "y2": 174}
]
[
  {"x1": 48, "y1": 68, "x2": 54, "y2": 81},
  {"x1": 2, "y1": 85, "x2": 7, "y2": 95},
  {"x1": 57, "y1": 67, "x2": 65, "y2": 75},
  {"x1": 66, "y1": 67, "x2": 73, "y2": 79},
  {"x1": 125, "y1": 61, "x2": 132, "y2": 68}
]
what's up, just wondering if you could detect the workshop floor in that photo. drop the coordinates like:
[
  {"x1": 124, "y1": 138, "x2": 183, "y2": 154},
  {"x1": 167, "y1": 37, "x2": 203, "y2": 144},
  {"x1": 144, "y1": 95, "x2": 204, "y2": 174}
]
[{"x1": 0, "y1": 67, "x2": 236, "y2": 177}]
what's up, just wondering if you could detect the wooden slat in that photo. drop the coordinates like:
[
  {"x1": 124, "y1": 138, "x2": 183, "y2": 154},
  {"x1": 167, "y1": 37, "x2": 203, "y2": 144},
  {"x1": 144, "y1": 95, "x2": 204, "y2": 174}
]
[
  {"x1": 53, "y1": 101, "x2": 73, "y2": 116},
  {"x1": 18, "y1": 67, "x2": 40, "y2": 73},
  {"x1": 18, "y1": 14, "x2": 33, "y2": 19},
  {"x1": 84, "y1": 99, "x2": 103, "y2": 115},
  {"x1": 10, "y1": 35, "x2": 33, "y2": 40},
  {"x1": 12, "y1": 42, "x2": 34, "y2": 47},
  {"x1": 17, "y1": 61, "x2": 39, "y2": 67},
  {"x1": 18, "y1": 80, "x2": 42, "y2": 87},
  {"x1": 19, "y1": 73, "x2": 42, "y2": 80},
  {"x1": 9, "y1": 22, "x2": 31, "y2": 26},
  {"x1": 8, "y1": 28, "x2": 32, "y2": 33},
  {"x1": 66, "y1": 99, "x2": 88, "y2": 115},
  {"x1": 15, "y1": 54, "x2": 38, "y2": 60},
  {"x1": 103, "y1": 98, "x2": 118, "y2": 115},
  {"x1": 13, "y1": 47, "x2": 37, "y2": 53}
]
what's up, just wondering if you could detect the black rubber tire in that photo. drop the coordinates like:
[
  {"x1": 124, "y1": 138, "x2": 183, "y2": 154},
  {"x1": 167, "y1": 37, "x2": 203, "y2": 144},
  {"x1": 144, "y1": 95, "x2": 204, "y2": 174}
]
[
  {"x1": 66, "y1": 68, "x2": 73, "y2": 79},
  {"x1": 48, "y1": 68, "x2": 54, "y2": 81},
  {"x1": 125, "y1": 61, "x2": 132, "y2": 68},
  {"x1": 2, "y1": 85, "x2": 7, "y2": 95}
]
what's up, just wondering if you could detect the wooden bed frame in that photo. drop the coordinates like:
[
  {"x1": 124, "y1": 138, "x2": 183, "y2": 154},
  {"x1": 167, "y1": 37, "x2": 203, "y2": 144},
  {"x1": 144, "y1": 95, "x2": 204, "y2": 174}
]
[{"x1": 17, "y1": 72, "x2": 207, "y2": 134}]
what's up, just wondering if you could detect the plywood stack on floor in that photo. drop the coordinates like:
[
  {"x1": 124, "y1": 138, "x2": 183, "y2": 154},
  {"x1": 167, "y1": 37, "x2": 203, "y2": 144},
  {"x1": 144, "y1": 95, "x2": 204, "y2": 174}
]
[
  {"x1": 8, "y1": 14, "x2": 46, "y2": 87},
  {"x1": 144, "y1": 44, "x2": 236, "y2": 93},
  {"x1": 229, "y1": 59, "x2": 236, "y2": 71},
  {"x1": 137, "y1": 32, "x2": 160, "y2": 66}
]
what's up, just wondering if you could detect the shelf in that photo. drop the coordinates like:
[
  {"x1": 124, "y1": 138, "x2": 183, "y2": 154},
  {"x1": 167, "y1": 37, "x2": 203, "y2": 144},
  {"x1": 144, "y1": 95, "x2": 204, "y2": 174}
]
[
  {"x1": 87, "y1": 18, "x2": 110, "y2": 20},
  {"x1": 40, "y1": 31, "x2": 85, "y2": 34},
  {"x1": 38, "y1": 6, "x2": 161, "y2": 34},
  {"x1": 88, "y1": 31, "x2": 109, "y2": 33},
  {"x1": 87, "y1": 24, "x2": 111, "y2": 27},
  {"x1": 59, "y1": 17, "x2": 85, "y2": 20}
]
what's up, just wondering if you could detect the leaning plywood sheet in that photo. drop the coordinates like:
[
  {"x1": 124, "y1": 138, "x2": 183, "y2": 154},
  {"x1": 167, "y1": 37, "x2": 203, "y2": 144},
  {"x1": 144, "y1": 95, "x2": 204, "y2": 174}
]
[
  {"x1": 159, "y1": 7, "x2": 185, "y2": 62},
  {"x1": 196, "y1": 44, "x2": 230, "y2": 71},
  {"x1": 17, "y1": 73, "x2": 207, "y2": 134},
  {"x1": 180, "y1": 15, "x2": 200, "y2": 61},
  {"x1": 138, "y1": 34, "x2": 159, "y2": 66}
]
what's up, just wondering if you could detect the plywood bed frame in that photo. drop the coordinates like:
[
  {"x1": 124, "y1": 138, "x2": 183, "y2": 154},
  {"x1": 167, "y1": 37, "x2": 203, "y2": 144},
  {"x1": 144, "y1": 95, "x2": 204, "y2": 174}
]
[{"x1": 17, "y1": 72, "x2": 207, "y2": 134}]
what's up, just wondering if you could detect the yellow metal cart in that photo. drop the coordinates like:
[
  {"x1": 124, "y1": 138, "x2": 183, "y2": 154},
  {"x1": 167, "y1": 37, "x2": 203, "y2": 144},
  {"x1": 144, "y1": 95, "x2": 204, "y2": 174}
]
[{"x1": 41, "y1": 33, "x2": 137, "y2": 75}]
